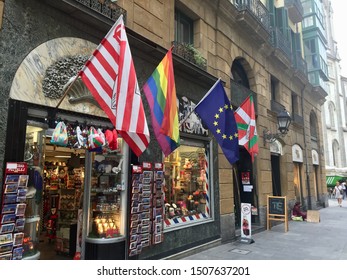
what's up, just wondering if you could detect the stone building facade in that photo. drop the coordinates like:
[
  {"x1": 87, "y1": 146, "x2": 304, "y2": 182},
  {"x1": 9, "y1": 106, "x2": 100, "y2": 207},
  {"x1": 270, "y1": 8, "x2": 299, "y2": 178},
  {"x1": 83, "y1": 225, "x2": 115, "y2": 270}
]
[{"x1": 0, "y1": 0, "x2": 328, "y2": 259}]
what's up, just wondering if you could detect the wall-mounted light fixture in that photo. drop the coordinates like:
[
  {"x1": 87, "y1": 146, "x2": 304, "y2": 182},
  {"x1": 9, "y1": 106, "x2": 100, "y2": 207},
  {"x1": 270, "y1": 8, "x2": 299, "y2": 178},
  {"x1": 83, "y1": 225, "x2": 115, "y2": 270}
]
[{"x1": 263, "y1": 109, "x2": 292, "y2": 145}]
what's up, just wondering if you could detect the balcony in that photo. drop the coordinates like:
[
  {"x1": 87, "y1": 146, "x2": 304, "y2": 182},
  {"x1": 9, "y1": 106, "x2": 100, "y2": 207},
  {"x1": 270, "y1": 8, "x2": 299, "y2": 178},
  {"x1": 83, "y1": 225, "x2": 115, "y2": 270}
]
[
  {"x1": 230, "y1": 79, "x2": 258, "y2": 110},
  {"x1": 293, "y1": 52, "x2": 307, "y2": 76},
  {"x1": 271, "y1": 28, "x2": 293, "y2": 66},
  {"x1": 292, "y1": 113, "x2": 304, "y2": 126},
  {"x1": 230, "y1": 0, "x2": 271, "y2": 44},
  {"x1": 271, "y1": 100, "x2": 285, "y2": 115},
  {"x1": 285, "y1": 0, "x2": 304, "y2": 23},
  {"x1": 172, "y1": 41, "x2": 207, "y2": 71},
  {"x1": 74, "y1": 0, "x2": 127, "y2": 21}
]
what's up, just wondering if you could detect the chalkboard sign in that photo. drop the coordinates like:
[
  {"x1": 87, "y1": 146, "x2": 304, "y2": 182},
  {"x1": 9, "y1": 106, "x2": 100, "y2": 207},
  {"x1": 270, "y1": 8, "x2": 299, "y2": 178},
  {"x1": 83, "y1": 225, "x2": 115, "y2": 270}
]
[
  {"x1": 267, "y1": 196, "x2": 288, "y2": 232},
  {"x1": 268, "y1": 196, "x2": 285, "y2": 215}
]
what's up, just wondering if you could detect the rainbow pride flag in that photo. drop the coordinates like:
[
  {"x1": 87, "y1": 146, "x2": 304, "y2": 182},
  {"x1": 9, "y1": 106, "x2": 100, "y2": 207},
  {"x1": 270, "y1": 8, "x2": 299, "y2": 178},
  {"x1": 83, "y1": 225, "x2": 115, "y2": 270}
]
[{"x1": 143, "y1": 48, "x2": 180, "y2": 156}]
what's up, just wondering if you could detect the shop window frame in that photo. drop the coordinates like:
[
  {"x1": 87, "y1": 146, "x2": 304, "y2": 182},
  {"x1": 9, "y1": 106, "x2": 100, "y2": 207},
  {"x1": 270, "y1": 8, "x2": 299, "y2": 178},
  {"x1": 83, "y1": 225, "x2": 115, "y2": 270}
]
[{"x1": 163, "y1": 137, "x2": 214, "y2": 232}]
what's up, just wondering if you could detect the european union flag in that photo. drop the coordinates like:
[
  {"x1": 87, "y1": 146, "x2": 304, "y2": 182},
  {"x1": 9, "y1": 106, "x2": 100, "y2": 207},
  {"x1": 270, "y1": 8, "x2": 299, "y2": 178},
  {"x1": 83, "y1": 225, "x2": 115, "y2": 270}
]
[{"x1": 194, "y1": 79, "x2": 239, "y2": 164}]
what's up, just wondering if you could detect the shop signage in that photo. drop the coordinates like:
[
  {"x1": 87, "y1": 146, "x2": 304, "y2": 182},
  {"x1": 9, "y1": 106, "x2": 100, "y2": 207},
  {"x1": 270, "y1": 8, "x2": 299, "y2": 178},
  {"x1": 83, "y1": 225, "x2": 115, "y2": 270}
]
[
  {"x1": 267, "y1": 195, "x2": 288, "y2": 232},
  {"x1": 5, "y1": 162, "x2": 28, "y2": 174},
  {"x1": 240, "y1": 203, "x2": 253, "y2": 244},
  {"x1": 241, "y1": 172, "x2": 250, "y2": 184},
  {"x1": 178, "y1": 96, "x2": 208, "y2": 136}
]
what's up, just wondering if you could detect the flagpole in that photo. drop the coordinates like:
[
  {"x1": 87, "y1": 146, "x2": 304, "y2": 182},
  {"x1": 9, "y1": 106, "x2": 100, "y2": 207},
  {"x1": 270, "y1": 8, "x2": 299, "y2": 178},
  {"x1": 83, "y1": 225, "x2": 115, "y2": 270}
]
[
  {"x1": 179, "y1": 78, "x2": 221, "y2": 128},
  {"x1": 55, "y1": 74, "x2": 80, "y2": 109},
  {"x1": 56, "y1": 15, "x2": 126, "y2": 110}
]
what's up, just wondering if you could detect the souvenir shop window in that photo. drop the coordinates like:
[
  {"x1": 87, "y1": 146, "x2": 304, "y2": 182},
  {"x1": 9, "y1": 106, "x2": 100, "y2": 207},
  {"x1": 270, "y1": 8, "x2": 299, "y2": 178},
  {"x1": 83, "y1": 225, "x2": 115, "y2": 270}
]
[
  {"x1": 87, "y1": 138, "x2": 126, "y2": 240},
  {"x1": 163, "y1": 139, "x2": 211, "y2": 229}
]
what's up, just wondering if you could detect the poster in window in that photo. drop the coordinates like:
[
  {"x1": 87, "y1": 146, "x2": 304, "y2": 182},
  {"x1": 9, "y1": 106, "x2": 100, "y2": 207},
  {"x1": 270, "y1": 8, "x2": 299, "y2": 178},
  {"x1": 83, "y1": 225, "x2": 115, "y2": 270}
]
[{"x1": 241, "y1": 172, "x2": 250, "y2": 184}]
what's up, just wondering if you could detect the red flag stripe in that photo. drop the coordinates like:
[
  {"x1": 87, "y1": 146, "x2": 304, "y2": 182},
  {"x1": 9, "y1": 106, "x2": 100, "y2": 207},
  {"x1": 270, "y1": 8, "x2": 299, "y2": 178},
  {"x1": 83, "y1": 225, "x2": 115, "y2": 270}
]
[
  {"x1": 79, "y1": 15, "x2": 149, "y2": 156},
  {"x1": 81, "y1": 68, "x2": 115, "y2": 123}
]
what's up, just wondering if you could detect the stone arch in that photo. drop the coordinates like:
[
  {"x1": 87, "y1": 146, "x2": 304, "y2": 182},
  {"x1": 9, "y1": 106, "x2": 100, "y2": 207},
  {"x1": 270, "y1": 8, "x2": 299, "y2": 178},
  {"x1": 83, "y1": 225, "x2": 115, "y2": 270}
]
[
  {"x1": 230, "y1": 56, "x2": 256, "y2": 92},
  {"x1": 328, "y1": 101, "x2": 336, "y2": 128},
  {"x1": 9, "y1": 37, "x2": 105, "y2": 116},
  {"x1": 270, "y1": 139, "x2": 283, "y2": 155},
  {"x1": 292, "y1": 144, "x2": 304, "y2": 163}
]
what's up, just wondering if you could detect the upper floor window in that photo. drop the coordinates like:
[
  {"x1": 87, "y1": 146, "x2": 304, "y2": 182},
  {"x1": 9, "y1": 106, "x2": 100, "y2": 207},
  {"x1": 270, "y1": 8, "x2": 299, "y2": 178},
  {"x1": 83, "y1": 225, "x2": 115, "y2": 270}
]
[
  {"x1": 231, "y1": 59, "x2": 250, "y2": 88},
  {"x1": 302, "y1": 0, "x2": 313, "y2": 14},
  {"x1": 291, "y1": 92, "x2": 300, "y2": 116},
  {"x1": 271, "y1": 76, "x2": 279, "y2": 101},
  {"x1": 310, "y1": 111, "x2": 318, "y2": 141},
  {"x1": 328, "y1": 63, "x2": 334, "y2": 79},
  {"x1": 175, "y1": 10, "x2": 193, "y2": 44},
  {"x1": 332, "y1": 140, "x2": 340, "y2": 167},
  {"x1": 328, "y1": 102, "x2": 336, "y2": 129}
]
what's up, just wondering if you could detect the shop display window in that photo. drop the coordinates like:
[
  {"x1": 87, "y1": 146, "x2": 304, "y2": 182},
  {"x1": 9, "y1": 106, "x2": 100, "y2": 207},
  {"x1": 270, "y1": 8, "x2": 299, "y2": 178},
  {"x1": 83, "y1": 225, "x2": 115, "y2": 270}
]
[
  {"x1": 87, "y1": 139, "x2": 126, "y2": 240},
  {"x1": 22, "y1": 124, "x2": 46, "y2": 259},
  {"x1": 164, "y1": 140, "x2": 211, "y2": 228}
]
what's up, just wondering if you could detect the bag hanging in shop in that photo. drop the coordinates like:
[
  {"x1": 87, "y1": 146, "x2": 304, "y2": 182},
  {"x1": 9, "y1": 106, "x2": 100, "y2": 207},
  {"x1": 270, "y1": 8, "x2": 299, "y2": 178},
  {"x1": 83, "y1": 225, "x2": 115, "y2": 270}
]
[
  {"x1": 50, "y1": 121, "x2": 68, "y2": 146},
  {"x1": 88, "y1": 127, "x2": 104, "y2": 151},
  {"x1": 105, "y1": 129, "x2": 118, "y2": 151}
]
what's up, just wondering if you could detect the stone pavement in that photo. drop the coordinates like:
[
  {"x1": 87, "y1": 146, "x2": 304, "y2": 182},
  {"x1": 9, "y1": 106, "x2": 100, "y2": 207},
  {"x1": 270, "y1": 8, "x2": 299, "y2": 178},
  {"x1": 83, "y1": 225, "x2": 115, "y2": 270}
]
[{"x1": 182, "y1": 199, "x2": 347, "y2": 260}]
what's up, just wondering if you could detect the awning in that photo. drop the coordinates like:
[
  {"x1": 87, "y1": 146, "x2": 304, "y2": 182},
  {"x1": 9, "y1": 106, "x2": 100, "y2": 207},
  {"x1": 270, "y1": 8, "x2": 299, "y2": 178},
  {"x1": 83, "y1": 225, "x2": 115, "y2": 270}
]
[{"x1": 326, "y1": 176, "x2": 343, "y2": 187}]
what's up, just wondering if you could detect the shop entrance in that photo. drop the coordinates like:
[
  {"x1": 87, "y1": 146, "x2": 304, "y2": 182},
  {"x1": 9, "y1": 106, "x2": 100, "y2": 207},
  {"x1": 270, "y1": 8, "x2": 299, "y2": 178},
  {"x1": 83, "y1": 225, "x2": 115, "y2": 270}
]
[
  {"x1": 23, "y1": 123, "x2": 86, "y2": 260},
  {"x1": 233, "y1": 148, "x2": 257, "y2": 227},
  {"x1": 271, "y1": 154, "x2": 281, "y2": 196}
]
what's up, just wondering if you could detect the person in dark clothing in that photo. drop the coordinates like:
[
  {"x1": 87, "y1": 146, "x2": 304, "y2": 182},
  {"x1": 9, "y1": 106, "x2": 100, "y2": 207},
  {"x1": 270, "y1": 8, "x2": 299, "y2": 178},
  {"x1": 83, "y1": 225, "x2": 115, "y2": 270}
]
[{"x1": 292, "y1": 202, "x2": 307, "y2": 221}]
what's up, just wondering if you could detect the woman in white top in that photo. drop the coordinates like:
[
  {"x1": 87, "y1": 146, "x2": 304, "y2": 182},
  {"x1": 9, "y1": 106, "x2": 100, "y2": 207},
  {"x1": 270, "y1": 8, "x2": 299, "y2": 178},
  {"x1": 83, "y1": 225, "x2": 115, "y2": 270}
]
[{"x1": 334, "y1": 181, "x2": 343, "y2": 207}]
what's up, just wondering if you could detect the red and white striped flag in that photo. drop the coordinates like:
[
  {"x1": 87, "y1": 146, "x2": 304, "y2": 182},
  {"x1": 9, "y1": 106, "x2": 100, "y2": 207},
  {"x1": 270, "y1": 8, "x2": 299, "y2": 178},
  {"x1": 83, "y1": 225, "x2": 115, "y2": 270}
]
[{"x1": 79, "y1": 15, "x2": 150, "y2": 156}]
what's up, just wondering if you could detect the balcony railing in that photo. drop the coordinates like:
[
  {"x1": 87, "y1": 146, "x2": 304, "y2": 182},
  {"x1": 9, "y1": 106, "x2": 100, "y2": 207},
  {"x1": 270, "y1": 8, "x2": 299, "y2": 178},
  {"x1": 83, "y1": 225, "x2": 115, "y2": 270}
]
[
  {"x1": 230, "y1": 79, "x2": 258, "y2": 110},
  {"x1": 271, "y1": 27, "x2": 293, "y2": 63},
  {"x1": 75, "y1": 0, "x2": 127, "y2": 22},
  {"x1": 293, "y1": 52, "x2": 308, "y2": 76},
  {"x1": 231, "y1": 0, "x2": 271, "y2": 34},
  {"x1": 172, "y1": 41, "x2": 207, "y2": 71}
]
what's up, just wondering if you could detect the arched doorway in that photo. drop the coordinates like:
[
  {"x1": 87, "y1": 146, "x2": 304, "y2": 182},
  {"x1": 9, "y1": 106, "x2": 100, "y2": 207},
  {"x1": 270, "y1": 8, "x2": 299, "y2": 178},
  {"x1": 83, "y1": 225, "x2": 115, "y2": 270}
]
[{"x1": 231, "y1": 58, "x2": 258, "y2": 228}]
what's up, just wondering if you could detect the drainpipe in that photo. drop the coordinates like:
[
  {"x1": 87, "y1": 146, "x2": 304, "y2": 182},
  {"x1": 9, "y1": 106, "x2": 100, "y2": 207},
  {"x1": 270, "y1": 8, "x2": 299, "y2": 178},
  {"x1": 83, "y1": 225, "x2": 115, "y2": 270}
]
[{"x1": 301, "y1": 85, "x2": 312, "y2": 210}]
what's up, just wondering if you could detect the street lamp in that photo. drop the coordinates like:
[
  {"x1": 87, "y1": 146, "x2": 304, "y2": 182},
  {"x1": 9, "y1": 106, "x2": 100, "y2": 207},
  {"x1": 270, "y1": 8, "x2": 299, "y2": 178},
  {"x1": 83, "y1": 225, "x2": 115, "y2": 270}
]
[{"x1": 263, "y1": 109, "x2": 292, "y2": 145}]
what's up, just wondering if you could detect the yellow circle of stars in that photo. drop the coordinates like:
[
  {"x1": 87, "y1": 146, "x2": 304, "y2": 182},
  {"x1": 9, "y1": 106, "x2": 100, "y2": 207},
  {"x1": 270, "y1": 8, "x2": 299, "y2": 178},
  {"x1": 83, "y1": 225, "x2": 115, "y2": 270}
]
[{"x1": 213, "y1": 103, "x2": 238, "y2": 141}]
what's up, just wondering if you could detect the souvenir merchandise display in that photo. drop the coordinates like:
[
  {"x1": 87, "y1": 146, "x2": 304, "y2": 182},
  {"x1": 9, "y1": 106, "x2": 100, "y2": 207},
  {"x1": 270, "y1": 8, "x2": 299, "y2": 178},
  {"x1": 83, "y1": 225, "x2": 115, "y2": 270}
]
[
  {"x1": 43, "y1": 163, "x2": 84, "y2": 255},
  {"x1": 128, "y1": 163, "x2": 164, "y2": 257},
  {"x1": 0, "y1": 162, "x2": 29, "y2": 260},
  {"x1": 88, "y1": 147, "x2": 125, "y2": 239},
  {"x1": 163, "y1": 145, "x2": 210, "y2": 228},
  {"x1": 83, "y1": 139, "x2": 128, "y2": 260},
  {"x1": 22, "y1": 124, "x2": 46, "y2": 259}
]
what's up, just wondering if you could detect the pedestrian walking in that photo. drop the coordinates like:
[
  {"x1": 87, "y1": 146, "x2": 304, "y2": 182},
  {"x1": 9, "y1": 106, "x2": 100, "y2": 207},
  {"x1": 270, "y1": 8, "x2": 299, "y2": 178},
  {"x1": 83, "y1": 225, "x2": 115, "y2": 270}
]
[{"x1": 333, "y1": 181, "x2": 343, "y2": 207}]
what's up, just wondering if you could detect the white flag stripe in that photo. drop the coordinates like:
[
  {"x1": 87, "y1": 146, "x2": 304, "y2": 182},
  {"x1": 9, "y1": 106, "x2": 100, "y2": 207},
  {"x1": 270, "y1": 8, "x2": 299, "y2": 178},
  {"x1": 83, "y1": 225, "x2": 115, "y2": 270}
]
[
  {"x1": 116, "y1": 30, "x2": 132, "y2": 128},
  {"x1": 79, "y1": 15, "x2": 149, "y2": 156},
  {"x1": 236, "y1": 107, "x2": 251, "y2": 124},
  {"x1": 84, "y1": 67, "x2": 113, "y2": 104},
  {"x1": 127, "y1": 132, "x2": 146, "y2": 152},
  {"x1": 239, "y1": 136, "x2": 248, "y2": 145},
  {"x1": 99, "y1": 41, "x2": 119, "y2": 72},
  {"x1": 91, "y1": 56, "x2": 115, "y2": 88}
]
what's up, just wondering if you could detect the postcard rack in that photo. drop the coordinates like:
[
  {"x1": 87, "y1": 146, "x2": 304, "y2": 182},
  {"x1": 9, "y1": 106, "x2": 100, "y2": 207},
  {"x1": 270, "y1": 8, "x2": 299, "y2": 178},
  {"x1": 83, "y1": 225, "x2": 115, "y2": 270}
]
[
  {"x1": 0, "y1": 162, "x2": 29, "y2": 260},
  {"x1": 128, "y1": 162, "x2": 164, "y2": 257}
]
